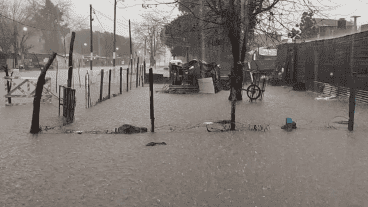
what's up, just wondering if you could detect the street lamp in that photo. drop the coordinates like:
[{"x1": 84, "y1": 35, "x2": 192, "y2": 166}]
[{"x1": 23, "y1": 27, "x2": 27, "y2": 32}]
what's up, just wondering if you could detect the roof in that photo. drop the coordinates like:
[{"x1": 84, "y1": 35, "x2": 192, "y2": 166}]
[{"x1": 314, "y1": 18, "x2": 354, "y2": 27}]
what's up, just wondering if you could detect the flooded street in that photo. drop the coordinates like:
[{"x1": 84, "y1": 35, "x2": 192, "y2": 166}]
[{"x1": 1, "y1": 76, "x2": 368, "y2": 206}]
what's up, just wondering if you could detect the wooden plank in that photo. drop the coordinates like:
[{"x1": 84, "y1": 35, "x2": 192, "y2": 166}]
[
  {"x1": 169, "y1": 85, "x2": 198, "y2": 89},
  {"x1": 4, "y1": 95, "x2": 34, "y2": 98},
  {"x1": 28, "y1": 79, "x2": 58, "y2": 99},
  {"x1": 5, "y1": 79, "x2": 29, "y2": 96}
]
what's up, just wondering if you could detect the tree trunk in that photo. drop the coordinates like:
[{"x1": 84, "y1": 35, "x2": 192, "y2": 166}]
[
  {"x1": 227, "y1": 9, "x2": 243, "y2": 101},
  {"x1": 67, "y1": 32, "x2": 76, "y2": 88},
  {"x1": 30, "y1": 52, "x2": 57, "y2": 134}
]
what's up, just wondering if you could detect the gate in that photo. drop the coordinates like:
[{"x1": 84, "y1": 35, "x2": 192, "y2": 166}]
[{"x1": 3, "y1": 76, "x2": 56, "y2": 106}]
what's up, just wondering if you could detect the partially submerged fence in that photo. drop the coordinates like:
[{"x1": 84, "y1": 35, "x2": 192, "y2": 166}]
[
  {"x1": 3, "y1": 76, "x2": 57, "y2": 106},
  {"x1": 276, "y1": 30, "x2": 368, "y2": 104},
  {"x1": 85, "y1": 65, "x2": 145, "y2": 108}
]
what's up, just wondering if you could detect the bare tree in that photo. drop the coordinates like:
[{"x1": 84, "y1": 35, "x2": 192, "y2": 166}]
[
  {"x1": 0, "y1": 0, "x2": 35, "y2": 67},
  {"x1": 159, "y1": 0, "x2": 331, "y2": 101},
  {"x1": 132, "y1": 12, "x2": 173, "y2": 66},
  {"x1": 145, "y1": 0, "x2": 332, "y2": 130}
]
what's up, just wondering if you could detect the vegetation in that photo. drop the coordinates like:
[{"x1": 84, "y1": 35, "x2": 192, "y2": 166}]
[
  {"x1": 288, "y1": 11, "x2": 318, "y2": 41},
  {"x1": 132, "y1": 13, "x2": 171, "y2": 66}
]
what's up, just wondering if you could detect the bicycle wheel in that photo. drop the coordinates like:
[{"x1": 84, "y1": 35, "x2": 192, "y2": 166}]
[{"x1": 246, "y1": 84, "x2": 261, "y2": 100}]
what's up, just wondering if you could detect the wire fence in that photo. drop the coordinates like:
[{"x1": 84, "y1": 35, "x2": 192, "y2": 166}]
[{"x1": 85, "y1": 66, "x2": 145, "y2": 108}]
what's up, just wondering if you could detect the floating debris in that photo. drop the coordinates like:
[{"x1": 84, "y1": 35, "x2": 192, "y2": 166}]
[{"x1": 146, "y1": 142, "x2": 167, "y2": 146}]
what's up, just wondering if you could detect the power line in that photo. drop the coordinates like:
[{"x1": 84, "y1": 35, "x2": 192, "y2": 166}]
[
  {"x1": 93, "y1": 8, "x2": 129, "y2": 29},
  {"x1": 93, "y1": 9, "x2": 108, "y2": 33},
  {"x1": 92, "y1": 8, "x2": 129, "y2": 38},
  {"x1": 117, "y1": 2, "x2": 143, "y2": 9}
]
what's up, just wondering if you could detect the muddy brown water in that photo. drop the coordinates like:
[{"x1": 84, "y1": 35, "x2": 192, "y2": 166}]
[{"x1": 1, "y1": 70, "x2": 368, "y2": 206}]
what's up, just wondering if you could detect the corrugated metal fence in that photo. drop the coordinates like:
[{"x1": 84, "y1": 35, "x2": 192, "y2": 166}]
[{"x1": 277, "y1": 30, "x2": 368, "y2": 104}]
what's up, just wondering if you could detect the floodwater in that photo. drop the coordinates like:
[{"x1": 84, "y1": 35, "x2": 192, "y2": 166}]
[{"x1": 1, "y1": 74, "x2": 368, "y2": 206}]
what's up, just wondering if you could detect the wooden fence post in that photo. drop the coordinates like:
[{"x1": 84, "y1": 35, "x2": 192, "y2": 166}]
[
  {"x1": 138, "y1": 65, "x2": 141, "y2": 86},
  {"x1": 100, "y1": 69, "x2": 104, "y2": 101},
  {"x1": 348, "y1": 72, "x2": 357, "y2": 131},
  {"x1": 130, "y1": 60, "x2": 133, "y2": 90},
  {"x1": 3, "y1": 65, "x2": 13, "y2": 104},
  {"x1": 136, "y1": 57, "x2": 139, "y2": 88},
  {"x1": 87, "y1": 71, "x2": 90, "y2": 108},
  {"x1": 56, "y1": 60, "x2": 58, "y2": 92},
  {"x1": 126, "y1": 68, "x2": 129, "y2": 92},
  {"x1": 141, "y1": 66, "x2": 144, "y2": 87},
  {"x1": 144, "y1": 60, "x2": 146, "y2": 84},
  {"x1": 30, "y1": 52, "x2": 57, "y2": 134},
  {"x1": 120, "y1": 67, "x2": 122, "y2": 94},
  {"x1": 85, "y1": 74, "x2": 88, "y2": 108},
  {"x1": 149, "y1": 68, "x2": 154, "y2": 132},
  {"x1": 108, "y1": 69, "x2": 111, "y2": 99}
]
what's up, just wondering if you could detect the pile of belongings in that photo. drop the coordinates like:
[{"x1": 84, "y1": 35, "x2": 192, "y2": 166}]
[{"x1": 181, "y1": 60, "x2": 221, "y2": 91}]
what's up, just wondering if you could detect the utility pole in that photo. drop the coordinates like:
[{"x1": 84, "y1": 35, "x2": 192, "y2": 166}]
[
  {"x1": 90, "y1": 4, "x2": 93, "y2": 71},
  {"x1": 14, "y1": 23, "x2": 18, "y2": 69},
  {"x1": 113, "y1": 0, "x2": 117, "y2": 69},
  {"x1": 153, "y1": 28, "x2": 156, "y2": 68},
  {"x1": 64, "y1": 36, "x2": 67, "y2": 66},
  {"x1": 200, "y1": 0, "x2": 205, "y2": 61},
  {"x1": 144, "y1": 38, "x2": 146, "y2": 60}
]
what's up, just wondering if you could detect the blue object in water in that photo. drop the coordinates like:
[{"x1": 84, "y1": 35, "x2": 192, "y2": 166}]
[{"x1": 286, "y1": 118, "x2": 292, "y2": 124}]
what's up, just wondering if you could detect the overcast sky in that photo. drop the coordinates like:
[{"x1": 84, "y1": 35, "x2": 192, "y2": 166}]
[
  {"x1": 312, "y1": 0, "x2": 368, "y2": 24},
  {"x1": 65, "y1": 0, "x2": 179, "y2": 38},
  {"x1": 64, "y1": 0, "x2": 368, "y2": 39}
]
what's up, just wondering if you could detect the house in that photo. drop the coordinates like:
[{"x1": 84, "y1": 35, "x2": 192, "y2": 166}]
[
  {"x1": 314, "y1": 18, "x2": 354, "y2": 37},
  {"x1": 0, "y1": 52, "x2": 20, "y2": 70}
]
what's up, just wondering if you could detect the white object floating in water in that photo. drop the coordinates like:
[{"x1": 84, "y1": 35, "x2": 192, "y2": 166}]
[{"x1": 315, "y1": 96, "x2": 337, "y2": 100}]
